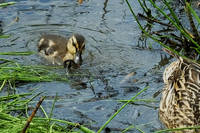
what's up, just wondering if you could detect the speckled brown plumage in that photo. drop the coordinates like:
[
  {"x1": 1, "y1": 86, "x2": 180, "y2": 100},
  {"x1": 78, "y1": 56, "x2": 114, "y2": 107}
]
[{"x1": 159, "y1": 56, "x2": 200, "y2": 133}]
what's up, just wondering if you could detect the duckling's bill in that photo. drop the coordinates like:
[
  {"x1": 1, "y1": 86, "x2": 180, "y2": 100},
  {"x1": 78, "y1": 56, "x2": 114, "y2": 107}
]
[{"x1": 74, "y1": 51, "x2": 82, "y2": 65}]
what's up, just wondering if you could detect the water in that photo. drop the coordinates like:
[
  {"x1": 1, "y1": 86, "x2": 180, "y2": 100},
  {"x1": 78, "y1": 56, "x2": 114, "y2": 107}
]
[{"x1": 0, "y1": 0, "x2": 172, "y2": 132}]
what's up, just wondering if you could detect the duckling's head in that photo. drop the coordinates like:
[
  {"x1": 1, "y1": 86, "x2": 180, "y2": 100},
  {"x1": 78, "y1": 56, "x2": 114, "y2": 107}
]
[{"x1": 64, "y1": 34, "x2": 85, "y2": 66}]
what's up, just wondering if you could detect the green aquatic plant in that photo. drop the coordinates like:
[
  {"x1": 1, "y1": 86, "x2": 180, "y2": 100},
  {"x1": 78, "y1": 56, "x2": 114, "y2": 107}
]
[
  {"x1": 0, "y1": 2, "x2": 16, "y2": 7},
  {"x1": 125, "y1": 0, "x2": 200, "y2": 62},
  {"x1": 0, "y1": 51, "x2": 35, "y2": 56},
  {"x1": 97, "y1": 87, "x2": 148, "y2": 133},
  {"x1": 0, "y1": 63, "x2": 68, "y2": 83},
  {"x1": 0, "y1": 61, "x2": 69, "y2": 92},
  {"x1": 118, "y1": 98, "x2": 158, "y2": 103},
  {"x1": 0, "y1": 93, "x2": 95, "y2": 133},
  {"x1": 0, "y1": 35, "x2": 10, "y2": 38},
  {"x1": 0, "y1": 93, "x2": 32, "y2": 113},
  {"x1": 155, "y1": 126, "x2": 200, "y2": 133}
]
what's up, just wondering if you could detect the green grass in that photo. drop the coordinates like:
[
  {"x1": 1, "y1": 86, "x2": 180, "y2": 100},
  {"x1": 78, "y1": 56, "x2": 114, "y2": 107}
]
[
  {"x1": 0, "y1": 35, "x2": 10, "y2": 38},
  {"x1": 0, "y1": 56, "x2": 149, "y2": 132},
  {"x1": 0, "y1": 62, "x2": 68, "y2": 83},
  {"x1": 155, "y1": 126, "x2": 200, "y2": 133},
  {"x1": 125, "y1": 0, "x2": 200, "y2": 62},
  {"x1": 0, "y1": 93, "x2": 33, "y2": 113},
  {"x1": 97, "y1": 87, "x2": 148, "y2": 133},
  {"x1": 0, "y1": 60, "x2": 149, "y2": 133},
  {"x1": 0, "y1": 92, "x2": 95, "y2": 133},
  {"x1": 0, "y1": 58, "x2": 94, "y2": 132},
  {"x1": 0, "y1": 55, "x2": 69, "y2": 94},
  {"x1": 0, "y1": 2, "x2": 16, "y2": 7},
  {"x1": 118, "y1": 98, "x2": 158, "y2": 103},
  {"x1": 0, "y1": 87, "x2": 149, "y2": 133},
  {"x1": 0, "y1": 51, "x2": 35, "y2": 56},
  {"x1": 0, "y1": 108, "x2": 95, "y2": 133}
]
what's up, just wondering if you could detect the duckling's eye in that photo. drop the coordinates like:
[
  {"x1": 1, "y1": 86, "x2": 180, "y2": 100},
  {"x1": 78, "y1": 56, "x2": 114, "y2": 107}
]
[{"x1": 72, "y1": 41, "x2": 78, "y2": 51}]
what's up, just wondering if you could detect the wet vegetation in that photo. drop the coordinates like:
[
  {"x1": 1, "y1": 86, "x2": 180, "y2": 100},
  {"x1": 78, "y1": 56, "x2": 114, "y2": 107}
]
[
  {"x1": 0, "y1": 93, "x2": 95, "y2": 133},
  {"x1": 1, "y1": 0, "x2": 200, "y2": 133},
  {"x1": 0, "y1": 63, "x2": 69, "y2": 83},
  {"x1": 126, "y1": 0, "x2": 200, "y2": 61}
]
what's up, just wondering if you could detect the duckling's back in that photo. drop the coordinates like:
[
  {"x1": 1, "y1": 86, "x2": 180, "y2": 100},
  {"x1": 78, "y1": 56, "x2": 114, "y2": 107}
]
[{"x1": 38, "y1": 34, "x2": 69, "y2": 65}]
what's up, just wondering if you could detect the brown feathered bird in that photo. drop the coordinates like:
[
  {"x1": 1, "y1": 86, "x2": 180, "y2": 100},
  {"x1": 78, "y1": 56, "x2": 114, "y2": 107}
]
[{"x1": 159, "y1": 50, "x2": 200, "y2": 133}]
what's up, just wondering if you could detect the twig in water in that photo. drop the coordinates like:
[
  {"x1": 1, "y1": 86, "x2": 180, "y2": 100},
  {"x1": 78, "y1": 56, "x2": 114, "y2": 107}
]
[{"x1": 21, "y1": 96, "x2": 45, "y2": 133}]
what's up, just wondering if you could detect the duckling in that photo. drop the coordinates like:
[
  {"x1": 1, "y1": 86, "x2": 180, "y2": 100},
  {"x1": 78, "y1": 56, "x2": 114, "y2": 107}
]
[
  {"x1": 37, "y1": 34, "x2": 85, "y2": 71},
  {"x1": 159, "y1": 49, "x2": 200, "y2": 133}
]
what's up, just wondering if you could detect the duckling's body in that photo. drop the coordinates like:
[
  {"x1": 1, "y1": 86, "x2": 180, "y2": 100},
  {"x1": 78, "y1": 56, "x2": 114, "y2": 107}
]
[
  {"x1": 159, "y1": 52, "x2": 200, "y2": 133},
  {"x1": 38, "y1": 34, "x2": 85, "y2": 69},
  {"x1": 38, "y1": 35, "x2": 68, "y2": 65}
]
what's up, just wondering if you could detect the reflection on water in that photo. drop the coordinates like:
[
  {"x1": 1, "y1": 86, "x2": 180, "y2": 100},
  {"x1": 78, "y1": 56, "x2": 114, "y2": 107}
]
[{"x1": 0, "y1": 0, "x2": 172, "y2": 132}]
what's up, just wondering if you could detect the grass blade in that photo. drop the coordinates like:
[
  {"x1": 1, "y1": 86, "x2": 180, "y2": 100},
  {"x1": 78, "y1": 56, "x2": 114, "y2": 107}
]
[
  {"x1": 155, "y1": 126, "x2": 200, "y2": 133},
  {"x1": 187, "y1": 2, "x2": 200, "y2": 25},
  {"x1": 148, "y1": 0, "x2": 200, "y2": 51},
  {"x1": 0, "y1": 2, "x2": 16, "y2": 7},
  {"x1": 0, "y1": 51, "x2": 35, "y2": 56},
  {"x1": 0, "y1": 35, "x2": 10, "y2": 38},
  {"x1": 97, "y1": 87, "x2": 148, "y2": 133}
]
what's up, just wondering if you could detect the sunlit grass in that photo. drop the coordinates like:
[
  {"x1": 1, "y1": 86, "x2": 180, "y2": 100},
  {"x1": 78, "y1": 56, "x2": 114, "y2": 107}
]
[
  {"x1": 0, "y1": 35, "x2": 10, "y2": 38},
  {"x1": 97, "y1": 87, "x2": 148, "y2": 133},
  {"x1": 0, "y1": 2, "x2": 16, "y2": 7},
  {"x1": 125, "y1": 0, "x2": 200, "y2": 62},
  {"x1": 0, "y1": 51, "x2": 35, "y2": 56},
  {"x1": 155, "y1": 126, "x2": 200, "y2": 133},
  {"x1": 118, "y1": 98, "x2": 159, "y2": 103},
  {"x1": 0, "y1": 93, "x2": 95, "y2": 133},
  {"x1": 0, "y1": 63, "x2": 68, "y2": 83},
  {"x1": 0, "y1": 93, "x2": 32, "y2": 113},
  {"x1": 0, "y1": 48, "x2": 93, "y2": 132},
  {"x1": 0, "y1": 82, "x2": 149, "y2": 133}
]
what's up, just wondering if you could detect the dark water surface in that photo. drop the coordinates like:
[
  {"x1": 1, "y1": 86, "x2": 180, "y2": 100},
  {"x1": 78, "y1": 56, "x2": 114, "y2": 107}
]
[{"x1": 0, "y1": 0, "x2": 172, "y2": 132}]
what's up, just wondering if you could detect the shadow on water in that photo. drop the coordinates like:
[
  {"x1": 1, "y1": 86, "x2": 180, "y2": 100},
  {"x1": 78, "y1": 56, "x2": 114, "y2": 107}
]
[{"x1": 0, "y1": 0, "x2": 173, "y2": 132}]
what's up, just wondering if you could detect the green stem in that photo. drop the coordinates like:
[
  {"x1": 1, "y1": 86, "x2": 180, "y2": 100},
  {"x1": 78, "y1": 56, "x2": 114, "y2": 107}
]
[{"x1": 97, "y1": 87, "x2": 148, "y2": 133}]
